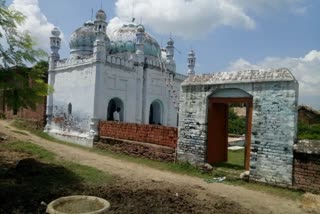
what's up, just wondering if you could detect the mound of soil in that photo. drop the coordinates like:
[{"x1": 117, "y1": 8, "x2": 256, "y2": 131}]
[{"x1": 82, "y1": 182, "x2": 254, "y2": 214}]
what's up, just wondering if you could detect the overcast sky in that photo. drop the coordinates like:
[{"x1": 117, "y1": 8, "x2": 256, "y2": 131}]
[{"x1": 5, "y1": 0, "x2": 320, "y2": 109}]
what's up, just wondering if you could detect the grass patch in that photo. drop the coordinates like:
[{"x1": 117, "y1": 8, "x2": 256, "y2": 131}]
[
  {"x1": 215, "y1": 149, "x2": 245, "y2": 170},
  {"x1": 3, "y1": 141, "x2": 56, "y2": 162},
  {"x1": 2, "y1": 141, "x2": 112, "y2": 186},
  {"x1": 10, "y1": 119, "x2": 303, "y2": 200},
  {"x1": 298, "y1": 123, "x2": 320, "y2": 140}
]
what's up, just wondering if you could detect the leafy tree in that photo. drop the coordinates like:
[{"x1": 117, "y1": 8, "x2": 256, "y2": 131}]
[{"x1": 0, "y1": 1, "x2": 50, "y2": 114}]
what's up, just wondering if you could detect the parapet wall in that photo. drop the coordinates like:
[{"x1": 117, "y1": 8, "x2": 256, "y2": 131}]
[{"x1": 99, "y1": 121, "x2": 178, "y2": 148}]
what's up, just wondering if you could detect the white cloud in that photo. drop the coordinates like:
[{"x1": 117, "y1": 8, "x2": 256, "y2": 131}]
[
  {"x1": 114, "y1": 0, "x2": 306, "y2": 39},
  {"x1": 115, "y1": 0, "x2": 255, "y2": 39},
  {"x1": 9, "y1": 0, "x2": 56, "y2": 52},
  {"x1": 107, "y1": 17, "x2": 126, "y2": 36},
  {"x1": 228, "y1": 50, "x2": 320, "y2": 109}
]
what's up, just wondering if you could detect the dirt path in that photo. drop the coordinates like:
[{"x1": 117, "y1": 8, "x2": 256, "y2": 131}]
[{"x1": 0, "y1": 120, "x2": 307, "y2": 214}]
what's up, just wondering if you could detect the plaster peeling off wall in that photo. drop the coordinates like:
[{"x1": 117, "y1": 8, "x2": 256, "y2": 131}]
[{"x1": 51, "y1": 105, "x2": 91, "y2": 136}]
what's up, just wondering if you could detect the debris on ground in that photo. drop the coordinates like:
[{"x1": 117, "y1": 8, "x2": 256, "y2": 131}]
[
  {"x1": 204, "y1": 176, "x2": 226, "y2": 183},
  {"x1": 239, "y1": 171, "x2": 250, "y2": 181},
  {"x1": 197, "y1": 163, "x2": 214, "y2": 173},
  {"x1": 0, "y1": 134, "x2": 8, "y2": 142}
]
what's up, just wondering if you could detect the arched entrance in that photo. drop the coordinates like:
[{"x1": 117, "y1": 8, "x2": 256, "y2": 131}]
[
  {"x1": 107, "y1": 98, "x2": 124, "y2": 121},
  {"x1": 207, "y1": 88, "x2": 253, "y2": 170},
  {"x1": 149, "y1": 100, "x2": 163, "y2": 125}
]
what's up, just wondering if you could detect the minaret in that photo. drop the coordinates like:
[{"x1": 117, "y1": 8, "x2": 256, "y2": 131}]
[
  {"x1": 93, "y1": 9, "x2": 109, "y2": 60},
  {"x1": 135, "y1": 24, "x2": 145, "y2": 64},
  {"x1": 187, "y1": 49, "x2": 196, "y2": 75},
  {"x1": 49, "y1": 27, "x2": 61, "y2": 69},
  {"x1": 46, "y1": 27, "x2": 61, "y2": 132},
  {"x1": 165, "y1": 38, "x2": 176, "y2": 72}
]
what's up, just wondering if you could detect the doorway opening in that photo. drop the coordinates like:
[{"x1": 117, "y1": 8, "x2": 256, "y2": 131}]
[
  {"x1": 149, "y1": 100, "x2": 163, "y2": 125},
  {"x1": 207, "y1": 90, "x2": 253, "y2": 170},
  {"x1": 107, "y1": 98, "x2": 124, "y2": 121}
]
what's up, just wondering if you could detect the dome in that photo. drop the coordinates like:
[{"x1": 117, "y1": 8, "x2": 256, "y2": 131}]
[
  {"x1": 108, "y1": 23, "x2": 161, "y2": 57},
  {"x1": 96, "y1": 9, "x2": 107, "y2": 21},
  {"x1": 51, "y1": 27, "x2": 61, "y2": 37},
  {"x1": 188, "y1": 50, "x2": 195, "y2": 58},
  {"x1": 167, "y1": 38, "x2": 174, "y2": 46},
  {"x1": 137, "y1": 24, "x2": 145, "y2": 33},
  {"x1": 69, "y1": 22, "x2": 96, "y2": 55},
  {"x1": 69, "y1": 21, "x2": 110, "y2": 56}
]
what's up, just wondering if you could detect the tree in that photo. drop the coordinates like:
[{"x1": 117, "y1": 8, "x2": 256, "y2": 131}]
[{"x1": 0, "y1": 1, "x2": 50, "y2": 114}]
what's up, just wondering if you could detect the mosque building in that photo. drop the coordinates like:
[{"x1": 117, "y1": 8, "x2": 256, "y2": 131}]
[{"x1": 45, "y1": 9, "x2": 195, "y2": 145}]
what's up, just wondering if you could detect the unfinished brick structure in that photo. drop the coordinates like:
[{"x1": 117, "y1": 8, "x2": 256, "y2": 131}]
[
  {"x1": 294, "y1": 140, "x2": 320, "y2": 193},
  {"x1": 177, "y1": 68, "x2": 299, "y2": 186},
  {"x1": 98, "y1": 121, "x2": 177, "y2": 161},
  {"x1": 99, "y1": 121, "x2": 177, "y2": 148}
]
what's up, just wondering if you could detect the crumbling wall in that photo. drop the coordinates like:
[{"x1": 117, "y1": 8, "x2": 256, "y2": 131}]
[
  {"x1": 3, "y1": 101, "x2": 46, "y2": 128},
  {"x1": 177, "y1": 69, "x2": 299, "y2": 186},
  {"x1": 293, "y1": 140, "x2": 320, "y2": 193}
]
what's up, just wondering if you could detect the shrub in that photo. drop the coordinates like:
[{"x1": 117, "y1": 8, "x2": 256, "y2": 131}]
[
  {"x1": 298, "y1": 123, "x2": 320, "y2": 140},
  {"x1": 228, "y1": 108, "x2": 246, "y2": 135}
]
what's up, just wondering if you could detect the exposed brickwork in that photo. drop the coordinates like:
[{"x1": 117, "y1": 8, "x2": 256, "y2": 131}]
[
  {"x1": 96, "y1": 138, "x2": 175, "y2": 162},
  {"x1": 294, "y1": 153, "x2": 320, "y2": 193},
  {"x1": 99, "y1": 121, "x2": 178, "y2": 148},
  {"x1": 298, "y1": 105, "x2": 320, "y2": 125},
  {"x1": 2, "y1": 99, "x2": 46, "y2": 128},
  {"x1": 293, "y1": 140, "x2": 320, "y2": 193}
]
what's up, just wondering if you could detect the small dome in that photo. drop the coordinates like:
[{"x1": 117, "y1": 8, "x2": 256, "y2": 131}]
[
  {"x1": 137, "y1": 24, "x2": 145, "y2": 33},
  {"x1": 108, "y1": 23, "x2": 161, "y2": 57},
  {"x1": 96, "y1": 9, "x2": 107, "y2": 21},
  {"x1": 167, "y1": 38, "x2": 174, "y2": 46},
  {"x1": 188, "y1": 50, "x2": 195, "y2": 58},
  {"x1": 69, "y1": 23, "x2": 96, "y2": 55},
  {"x1": 69, "y1": 21, "x2": 110, "y2": 56},
  {"x1": 51, "y1": 27, "x2": 61, "y2": 37}
]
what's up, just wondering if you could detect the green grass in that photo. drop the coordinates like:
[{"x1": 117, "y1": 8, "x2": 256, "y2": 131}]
[
  {"x1": 10, "y1": 119, "x2": 303, "y2": 200},
  {"x1": 2, "y1": 141, "x2": 112, "y2": 186},
  {"x1": 298, "y1": 123, "x2": 320, "y2": 140}
]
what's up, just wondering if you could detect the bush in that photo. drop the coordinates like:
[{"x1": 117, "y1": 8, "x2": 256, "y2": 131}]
[
  {"x1": 298, "y1": 123, "x2": 320, "y2": 140},
  {"x1": 228, "y1": 109, "x2": 246, "y2": 135}
]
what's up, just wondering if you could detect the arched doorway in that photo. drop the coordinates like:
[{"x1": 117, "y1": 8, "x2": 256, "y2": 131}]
[
  {"x1": 207, "y1": 88, "x2": 253, "y2": 170},
  {"x1": 149, "y1": 100, "x2": 163, "y2": 125},
  {"x1": 107, "y1": 98, "x2": 124, "y2": 121}
]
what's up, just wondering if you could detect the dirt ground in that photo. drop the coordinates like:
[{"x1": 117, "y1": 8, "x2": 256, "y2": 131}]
[{"x1": 0, "y1": 120, "x2": 313, "y2": 214}]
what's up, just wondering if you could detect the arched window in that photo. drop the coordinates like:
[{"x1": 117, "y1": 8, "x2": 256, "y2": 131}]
[
  {"x1": 149, "y1": 100, "x2": 163, "y2": 125},
  {"x1": 107, "y1": 98, "x2": 124, "y2": 121},
  {"x1": 68, "y1": 103, "x2": 72, "y2": 115}
]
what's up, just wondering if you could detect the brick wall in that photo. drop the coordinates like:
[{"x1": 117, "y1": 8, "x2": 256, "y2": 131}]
[
  {"x1": 99, "y1": 121, "x2": 178, "y2": 148},
  {"x1": 293, "y1": 140, "x2": 320, "y2": 193},
  {"x1": 2, "y1": 99, "x2": 46, "y2": 128}
]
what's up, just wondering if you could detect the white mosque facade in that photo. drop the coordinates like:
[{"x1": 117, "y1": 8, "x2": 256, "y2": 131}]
[{"x1": 45, "y1": 9, "x2": 192, "y2": 146}]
